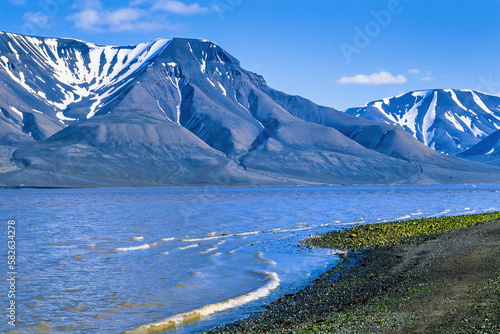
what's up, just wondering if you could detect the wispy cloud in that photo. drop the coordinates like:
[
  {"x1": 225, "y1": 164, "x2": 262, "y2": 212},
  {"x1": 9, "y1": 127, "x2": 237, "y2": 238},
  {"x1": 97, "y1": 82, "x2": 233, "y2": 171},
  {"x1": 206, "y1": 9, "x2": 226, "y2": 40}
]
[
  {"x1": 420, "y1": 71, "x2": 434, "y2": 82},
  {"x1": 23, "y1": 12, "x2": 50, "y2": 28},
  {"x1": 67, "y1": 0, "x2": 214, "y2": 33},
  {"x1": 9, "y1": 0, "x2": 26, "y2": 5},
  {"x1": 338, "y1": 71, "x2": 407, "y2": 85},
  {"x1": 408, "y1": 68, "x2": 434, "y2": 81}
]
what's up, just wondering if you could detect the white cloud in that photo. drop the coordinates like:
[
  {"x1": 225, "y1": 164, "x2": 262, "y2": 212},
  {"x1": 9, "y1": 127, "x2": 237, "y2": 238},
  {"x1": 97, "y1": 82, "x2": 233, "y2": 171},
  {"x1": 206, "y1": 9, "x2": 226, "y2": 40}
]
[
  {"x1": 107, "y1": 8, "x2": 145, "y2": 26},
  {"x1": 9, "y1": 0, "x2": 26, "y2": 5},
  {"x1": 67, "y1": 0, "x2": 213, "y2": 33},
  {"x1": 338, "y1": 71, "x2": 407, "y2": 85},
  {"x1": 408, "y1": 68, "x2": 420, "y2": 74},
  {"x1": 23, "y1": 12, "x2": 50, "y2": 28},
  {"x1": 68, "y1": 7, "x2": 169, "y2": 32},
  {"x1": 68, "y1": 9, "x2": 102, "y2": 32}
]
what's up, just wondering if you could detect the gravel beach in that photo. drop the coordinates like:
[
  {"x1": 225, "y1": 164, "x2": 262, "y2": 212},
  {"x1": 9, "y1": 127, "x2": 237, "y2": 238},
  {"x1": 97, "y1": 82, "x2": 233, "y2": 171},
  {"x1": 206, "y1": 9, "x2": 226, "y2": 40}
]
[{"x1": 208, "y1": 219, "x2": 500, "y2": 333}]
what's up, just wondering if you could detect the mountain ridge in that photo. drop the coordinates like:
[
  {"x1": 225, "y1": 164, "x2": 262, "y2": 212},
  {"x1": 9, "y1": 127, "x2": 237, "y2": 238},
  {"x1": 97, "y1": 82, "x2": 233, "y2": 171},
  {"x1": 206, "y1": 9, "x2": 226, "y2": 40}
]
[{"x1": 1, "y1": 31, "x2": 499, "y2": 187}]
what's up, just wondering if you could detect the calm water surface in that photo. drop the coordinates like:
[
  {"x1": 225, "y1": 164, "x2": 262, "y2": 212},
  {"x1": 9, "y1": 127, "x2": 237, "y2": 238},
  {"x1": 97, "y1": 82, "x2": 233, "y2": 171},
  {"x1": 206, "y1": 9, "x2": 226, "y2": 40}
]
[{"x1": 1, "y1": 184, "x2": 499, "y2": 333}]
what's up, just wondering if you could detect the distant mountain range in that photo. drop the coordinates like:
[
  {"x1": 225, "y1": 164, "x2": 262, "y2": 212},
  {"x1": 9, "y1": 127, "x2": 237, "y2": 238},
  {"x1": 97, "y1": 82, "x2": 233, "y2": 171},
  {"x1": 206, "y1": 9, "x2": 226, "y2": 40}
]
[
  {"x1": 0, "y1": 31, "x2": 499, "y2": 187},
  {"x1": 345, "y1": 89, "x2": 500, "y2": 162}
]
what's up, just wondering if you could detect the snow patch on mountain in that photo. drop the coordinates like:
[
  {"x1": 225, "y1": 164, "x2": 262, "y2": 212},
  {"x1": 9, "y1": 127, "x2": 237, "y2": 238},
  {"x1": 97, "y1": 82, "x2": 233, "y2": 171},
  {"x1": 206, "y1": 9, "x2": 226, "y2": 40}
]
[
  {"x1": 422, "y1": 91, "x2": 437, "y2": 146},
  {"x1": 445, "y1": 89, "x2": 467, "y2": 111},
  {"x1": 1, "y1": 32, "x2": 171, "y2": 121}
]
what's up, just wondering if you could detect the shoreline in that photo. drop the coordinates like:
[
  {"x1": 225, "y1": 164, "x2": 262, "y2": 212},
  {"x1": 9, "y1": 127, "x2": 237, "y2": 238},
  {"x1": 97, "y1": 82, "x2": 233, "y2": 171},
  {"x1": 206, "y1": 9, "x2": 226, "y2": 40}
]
[{"x1": 208, "y1": 215, "x2": 500, "y2": 333}]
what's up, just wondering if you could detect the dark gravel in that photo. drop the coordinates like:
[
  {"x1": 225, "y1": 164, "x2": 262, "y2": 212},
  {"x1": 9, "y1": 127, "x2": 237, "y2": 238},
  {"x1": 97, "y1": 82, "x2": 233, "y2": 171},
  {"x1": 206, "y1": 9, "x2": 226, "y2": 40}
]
[{"x1": 207, "y1": 219, "x2": 500, "y2": 333}]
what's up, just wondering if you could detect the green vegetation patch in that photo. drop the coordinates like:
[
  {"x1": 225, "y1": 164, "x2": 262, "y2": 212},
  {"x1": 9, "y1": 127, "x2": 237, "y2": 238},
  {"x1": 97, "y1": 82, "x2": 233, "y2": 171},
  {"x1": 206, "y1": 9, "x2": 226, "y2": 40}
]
[{"x1": 305, "y1": 212, "x2": 500, "y2": 252}]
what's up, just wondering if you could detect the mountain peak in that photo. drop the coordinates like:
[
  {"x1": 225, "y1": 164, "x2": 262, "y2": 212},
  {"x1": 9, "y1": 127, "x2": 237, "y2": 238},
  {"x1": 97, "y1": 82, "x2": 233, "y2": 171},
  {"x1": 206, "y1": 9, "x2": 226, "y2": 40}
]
[
  {"x1": 0, "y1": 32, "x2": 173, "y2": 122},
  {"x1": 346, "y1": 89, "x2": 500, "y2": 156},
  {"x1": 165, "y1": 38, "x2": 240, "y2": 66}
]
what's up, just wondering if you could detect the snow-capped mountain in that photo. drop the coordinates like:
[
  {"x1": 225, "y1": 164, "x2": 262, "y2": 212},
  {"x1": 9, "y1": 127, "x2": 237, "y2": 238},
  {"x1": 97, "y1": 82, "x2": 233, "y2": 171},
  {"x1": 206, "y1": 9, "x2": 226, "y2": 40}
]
[
  {"x1": 458, "y1": 130, "x2": 500, "y2": 166},
  {"x1": 1, "y1": 31, "x2": 499, "y2": 187},
  {"x1": 345, "y1": 89, "x2": 500, "y2": 155},
  {"x1": 0, "y1": 31, "x2": 170, "y2": 123}
]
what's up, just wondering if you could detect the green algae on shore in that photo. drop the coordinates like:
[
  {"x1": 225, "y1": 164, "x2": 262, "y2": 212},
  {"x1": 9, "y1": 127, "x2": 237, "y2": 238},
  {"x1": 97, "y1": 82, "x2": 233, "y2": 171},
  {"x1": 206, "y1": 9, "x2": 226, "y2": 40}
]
[{"x1": 305, "y1": 211, "x2": 500, "y2": 252}]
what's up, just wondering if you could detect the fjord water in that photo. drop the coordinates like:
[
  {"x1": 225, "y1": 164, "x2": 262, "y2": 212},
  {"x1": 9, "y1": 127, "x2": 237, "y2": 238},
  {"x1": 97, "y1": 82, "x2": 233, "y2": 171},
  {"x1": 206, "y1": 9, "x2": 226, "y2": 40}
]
[{"x1": 1, "y1": 185, "x2": 500, "y2": 333}]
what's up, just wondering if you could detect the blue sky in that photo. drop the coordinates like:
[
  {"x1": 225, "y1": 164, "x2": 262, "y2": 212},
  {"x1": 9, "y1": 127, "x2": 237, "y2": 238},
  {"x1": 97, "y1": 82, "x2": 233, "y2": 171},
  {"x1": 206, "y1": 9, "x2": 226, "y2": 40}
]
[{"x1": 1, "y1": 0, "x2": 499, "y2": 110}]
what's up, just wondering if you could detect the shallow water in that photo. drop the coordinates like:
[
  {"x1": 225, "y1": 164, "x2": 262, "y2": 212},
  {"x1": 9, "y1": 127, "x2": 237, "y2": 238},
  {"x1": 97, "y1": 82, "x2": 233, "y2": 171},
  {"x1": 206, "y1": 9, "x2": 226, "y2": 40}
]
[{"x1": 1, "y1": 184, "x2": 499, "y2": 333}]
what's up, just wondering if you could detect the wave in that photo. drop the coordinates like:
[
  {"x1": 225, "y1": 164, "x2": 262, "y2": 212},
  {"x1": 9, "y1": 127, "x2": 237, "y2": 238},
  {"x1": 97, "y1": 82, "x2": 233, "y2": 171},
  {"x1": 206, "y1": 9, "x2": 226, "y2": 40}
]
[
  {"x1": 427, "y1": 209, "x2": 451, "y2": 218},
  {"x1": 198, "y1": 245, "x2": 218, "y2": 254},
  {"x1": 116, "y1": 244, "x2": 150, "y2": 252},
  {"x1": 228, "y1": 247, "x2": 241, "y2": 254},
  {"x1": 178, "y1": 244, "x2": 199, "y2": 250},
  {"x1": 257, "y1": 251, "x2": 277, "y2": 265},
  {"x1": 393, "y1": 214, "x2": 411, "y2": 221},
  {"x1": 123, "y1": 272, "x2": 280, "y2": 334},
  {"x1": 198, "y1": 240, "x2": 226, "y2": 254},
  {"x1": 160, "y1": 237, "x2": 175, "y2": 242},
  {"x1": 182, "y1": 231, "x2": 259, "y2": 242}
]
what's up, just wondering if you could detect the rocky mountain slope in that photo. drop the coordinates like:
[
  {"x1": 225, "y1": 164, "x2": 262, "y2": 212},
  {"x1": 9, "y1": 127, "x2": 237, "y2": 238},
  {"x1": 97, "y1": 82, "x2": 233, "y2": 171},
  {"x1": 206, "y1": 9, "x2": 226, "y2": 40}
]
[
  {"x1": 458, "y1": 130, "x2": 500, "y2": 166},
  {"x1": 0, "y1": 32, "x2": 499, "y2": 187}
]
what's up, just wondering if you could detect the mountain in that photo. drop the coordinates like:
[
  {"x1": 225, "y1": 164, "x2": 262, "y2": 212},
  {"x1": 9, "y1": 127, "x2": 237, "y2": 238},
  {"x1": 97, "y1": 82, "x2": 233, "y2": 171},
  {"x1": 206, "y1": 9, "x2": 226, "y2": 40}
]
[
  {"x1": 458, "y1": 130, "x2": 500, "y2": 166},
  {"x1": 344, "y1": 89, "x2": 500, "y2": 156},
  {"x1": 0, "y1": 31, "x2": 499, "y2": 187}
]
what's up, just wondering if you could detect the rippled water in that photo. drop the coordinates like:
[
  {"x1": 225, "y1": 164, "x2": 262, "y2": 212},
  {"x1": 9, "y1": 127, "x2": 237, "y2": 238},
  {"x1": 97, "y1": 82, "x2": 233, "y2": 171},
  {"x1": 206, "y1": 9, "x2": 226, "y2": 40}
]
[{"x1": 1, "y1": 184, "x2": 499, "y2": 333}]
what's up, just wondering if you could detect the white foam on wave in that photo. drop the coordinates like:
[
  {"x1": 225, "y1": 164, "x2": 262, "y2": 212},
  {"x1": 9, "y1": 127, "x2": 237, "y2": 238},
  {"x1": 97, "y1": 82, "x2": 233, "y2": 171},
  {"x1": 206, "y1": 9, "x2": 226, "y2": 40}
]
[
  {"x1": 124, "y1": 272, "x2": 280, "y2": 334},
  {"x1": 178, "y1": 244, "x2": 199, "y2": 250},
  {"x1": 275, "y1": 222, "x2": 340, "y2": 234},
  {"x1": 427, "y1": 209, "x2": 451, "y2": 218},
  {"x1": 116, "y1": 244, "x2": 150, "y2": 252},
  {"x1": 160, "y1": 237, "x2": 175, "y2": 242},
  {"x1": 133, "y1": 236, "x2": 144, "y2": 241},
  {"x1": 198, "y1": 245, "x2": 218, "y2": 254},
  {"x1": 182, "y1": 231, "x2": 260, "y2": 242},
  {"x1": 275, "y1": 226, "x2": 316, "y2": 233},
  {"x1": 257, "y1": 251, "x2": 277, "y2": 265}
]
